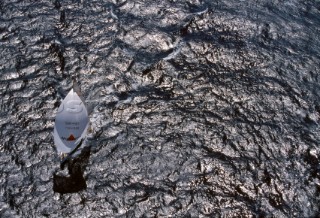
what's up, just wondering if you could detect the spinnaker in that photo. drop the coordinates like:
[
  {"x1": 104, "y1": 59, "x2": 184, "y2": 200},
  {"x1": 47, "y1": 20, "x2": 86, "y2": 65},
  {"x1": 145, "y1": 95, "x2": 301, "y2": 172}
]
[{"x1": 53, "y1": 89, "x2": 89, "y2": 154}]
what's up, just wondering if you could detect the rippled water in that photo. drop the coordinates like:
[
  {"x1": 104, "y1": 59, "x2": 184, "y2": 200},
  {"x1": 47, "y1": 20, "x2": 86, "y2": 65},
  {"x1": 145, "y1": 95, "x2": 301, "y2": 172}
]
[{"x1": 1, "y1": 0, "x2": 320, "y2": 217}]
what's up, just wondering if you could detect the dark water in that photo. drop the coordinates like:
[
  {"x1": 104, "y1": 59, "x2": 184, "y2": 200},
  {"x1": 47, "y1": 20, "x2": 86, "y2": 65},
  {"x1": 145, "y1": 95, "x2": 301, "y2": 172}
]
[{"x1": 1, "y1": 0, "x2": 320, "y2": 217}]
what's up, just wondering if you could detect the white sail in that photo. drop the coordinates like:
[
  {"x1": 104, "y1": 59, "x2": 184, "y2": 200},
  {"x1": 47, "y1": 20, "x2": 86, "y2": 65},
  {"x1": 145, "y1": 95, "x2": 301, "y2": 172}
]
[{"x1": 53, "y1": 89, "x2": 89, "y2": 153}]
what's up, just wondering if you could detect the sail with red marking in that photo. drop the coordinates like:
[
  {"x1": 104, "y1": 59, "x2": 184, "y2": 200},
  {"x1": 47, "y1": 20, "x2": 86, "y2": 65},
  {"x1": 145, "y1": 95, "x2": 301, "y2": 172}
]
[{"x1": 53, "y1": 89, "x2": 89, "y2": 153}]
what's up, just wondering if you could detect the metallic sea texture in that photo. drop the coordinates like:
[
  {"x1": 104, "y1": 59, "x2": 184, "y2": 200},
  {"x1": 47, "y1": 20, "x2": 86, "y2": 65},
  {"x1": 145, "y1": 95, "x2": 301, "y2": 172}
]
[{"x1": 0, "y1": 0, "x2": 319, "y2": 217}]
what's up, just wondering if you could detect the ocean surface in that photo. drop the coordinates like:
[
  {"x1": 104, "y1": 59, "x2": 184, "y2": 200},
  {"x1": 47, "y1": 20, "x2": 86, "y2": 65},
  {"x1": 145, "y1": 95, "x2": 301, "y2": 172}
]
[{"x1": 0, "y1": 0, "x2": 320, "y2": 217}]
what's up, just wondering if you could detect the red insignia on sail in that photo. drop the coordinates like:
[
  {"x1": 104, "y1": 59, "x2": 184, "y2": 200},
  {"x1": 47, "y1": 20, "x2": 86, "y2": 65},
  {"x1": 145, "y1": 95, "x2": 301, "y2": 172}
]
[{"x1": 67, "y1": 134, "x2": 76, "y2": 141}]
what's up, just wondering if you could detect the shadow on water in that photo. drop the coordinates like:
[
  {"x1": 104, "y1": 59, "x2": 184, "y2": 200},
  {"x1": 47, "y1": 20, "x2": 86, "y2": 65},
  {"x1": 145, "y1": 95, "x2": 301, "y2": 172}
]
[{"x1": 53, "y1": 146, "x2": 91, "y2": 194}]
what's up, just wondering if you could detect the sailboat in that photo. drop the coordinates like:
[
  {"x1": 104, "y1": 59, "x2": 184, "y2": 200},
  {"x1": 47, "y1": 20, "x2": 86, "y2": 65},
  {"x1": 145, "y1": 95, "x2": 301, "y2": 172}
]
[{"x1": 53, "y1": 88, "x2": 89, "y2": 154}]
